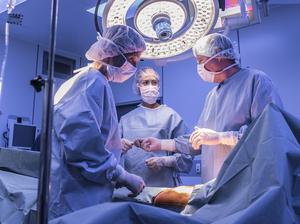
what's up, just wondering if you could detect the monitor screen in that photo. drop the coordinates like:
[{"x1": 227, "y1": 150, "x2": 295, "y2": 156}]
[
  {"x1": 12, "y1": 124, "x2": 36, "y2": 148},
  {"x1": 213, "y1": 0, "x2": 259, "y2": 30}
]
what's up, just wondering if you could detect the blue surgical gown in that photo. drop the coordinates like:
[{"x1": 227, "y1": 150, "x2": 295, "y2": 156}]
[
  {"x1": 119, "y1": 105, "x2": 193, "y2": 187},
  {"x1": 175, "y1": 68, "x2": 283, "y2": 182},
  {"x1": 49, "y1": 68, "x2": 122, "y2": 219}
]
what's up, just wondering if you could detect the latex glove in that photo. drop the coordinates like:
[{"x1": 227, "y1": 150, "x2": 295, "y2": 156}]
[
  {"x1": 189, "y1": 127, "x2": 238, "y2": 149},
  {"x1": 141, "y1": 137, "x2": 162, "y2": 152},
  {"x1": 141, "y1": 138, "x2": 176, "y2": 152},
  {"x1": 116, "y1": 169, "x2": 145, "y2": 196},
  {"x1": 145, "y1": 156, "x2": 176, "y2": 171},
  {"x1": 121, "y1": 138, "x2": 134, "y2": 153},
  {"x1": 189, "y1": 128, "x2": 221, "y2": 149}
]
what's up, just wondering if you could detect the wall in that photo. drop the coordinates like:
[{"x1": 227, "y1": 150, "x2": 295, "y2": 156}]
[
  {"x1": 32, "y1": 45, "x2": 82, "y2": 134},
  {"x1": 0, "y1": 37, "x2": 37, "y2": 146},
  {"x1": 238, "y1": 5, "x2": 300, "y2": 117},
  {"x1": 0, "y1": 36, "x2": 81, "y2": 146}
]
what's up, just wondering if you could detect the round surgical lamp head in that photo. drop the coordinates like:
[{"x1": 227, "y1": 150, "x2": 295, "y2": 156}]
[{"x1": 100, "y1": 0, "x2": 219, "y2": 60}]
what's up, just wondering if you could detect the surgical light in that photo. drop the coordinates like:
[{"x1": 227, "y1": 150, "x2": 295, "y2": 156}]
[{"x1": 98, "y1": 0, "x2": 219, "y2": 60}]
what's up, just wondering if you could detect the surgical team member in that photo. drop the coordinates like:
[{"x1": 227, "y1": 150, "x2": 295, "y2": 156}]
[
  {"x1": 119, "y1": 67, "x2": 193, "y2": 187},
  {"x1": 140, "y1": 33, "x2": 283, "y2": 183},
  {"x1": 49, "y1": 25, "x2": 146, "y2": 219}
]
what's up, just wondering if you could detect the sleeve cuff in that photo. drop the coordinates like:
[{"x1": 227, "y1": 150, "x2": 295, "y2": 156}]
[
  {"x1": 106, "y1": 164, "x2": 124, "y2": 181},
  {"x1": 219, "y1": 131, "x2": 239, "y2": 146},
  {"x1": 162, "y1": 156, "x2": 177, "y2": 168},
  {"x1": 161, "y1": 139, "x2": 176, "y2": 152}
]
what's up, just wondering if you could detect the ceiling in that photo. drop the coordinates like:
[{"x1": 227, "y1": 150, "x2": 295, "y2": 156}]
[
  {"x1": 0, "y1": 0, "x2": 97, "y2": 56},
  {"x1": 0, "y1": 0, "x2": 299, "y2": 57}
]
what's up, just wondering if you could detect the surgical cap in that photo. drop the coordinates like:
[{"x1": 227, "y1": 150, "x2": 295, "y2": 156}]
[
  {"x1": 192, "y1": 33, "x2": 239, "y2": 61},
  {"x1": 85, "y1": 25, "x2": 146, "y2": 62},
  {"x1": 132, "y1": 67, "x2": 160, "y2": 95}
]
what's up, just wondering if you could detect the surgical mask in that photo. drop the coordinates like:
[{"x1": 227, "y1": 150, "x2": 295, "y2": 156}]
[
  {"x1": 139, "y1": 85, "x2": 159, "y2": 104},
  {"x1": 197, "y1": 50, "x2": 238, "y2": 83},
  {"x1": 100, "y1": 37, "x2": 137, "y2": 83},
  {"x1": 106, "y1": 59, "x2": 137, "y2": 83}
]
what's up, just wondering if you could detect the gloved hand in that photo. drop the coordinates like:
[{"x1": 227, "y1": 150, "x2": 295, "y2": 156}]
[
  {"x1": 145, "y1": 156, "x2": 176, "y2": 171},
  {"x1": 133, "y1": 138, "x2": 143, "y2": 148},
  {"x1": 121, "y1": 138, "x2": 134, "y2": 153},
  {"x1": 141, "y1": 137, "x2": 162, "y2": 152},
  {"x1": 116, "y1": 169, "x2": 145, "y2": 196},
  {"x1": 141, "y1": 138, "x2": 176, "y2": 152},
  {"x1": 189, "y1": 127, "x2": 238, "y2": 149},
  {"x1": 189, "y1": 128, "x2": 220, "y2": 149}
]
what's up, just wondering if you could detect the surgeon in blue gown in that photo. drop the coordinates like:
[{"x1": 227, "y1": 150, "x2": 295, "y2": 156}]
[
  {"x1": 140, "y1": 33, "x2": 283, "y2": 183},
  {"x1": 119, "y1": 67, "x2": 193, "y2": 187},
  {"x1": 49, "y1": 25, "x2": 147, "y2": 219}
]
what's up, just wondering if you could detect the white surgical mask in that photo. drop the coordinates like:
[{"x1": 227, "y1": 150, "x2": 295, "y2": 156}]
[
  {"x1": 139, "y1": 85, "x2": 159, "y2": 104},
  {"x1": 106, "y1": 59, "x2": 137, "y2": 83},
  {"x1": 197, "y1": 50, "x2": 238, "y2": 83},
  {"x1": 197, "y1": 63, "x2": 215, "y2": 82},
  {"x1": 101, "y1": 38, "x2": 138, "y2": 83}
]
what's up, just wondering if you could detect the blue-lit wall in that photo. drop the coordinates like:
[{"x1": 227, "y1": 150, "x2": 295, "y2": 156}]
[
  {"x1": 0, "y1": 38, "x2": 81, "y2": 146},
  {"x1": 0, "y1": 38, "x2": 37, "y2": 146},
  {"x1": 238, "y1": 5, "x2": 300, "y2": 118}
]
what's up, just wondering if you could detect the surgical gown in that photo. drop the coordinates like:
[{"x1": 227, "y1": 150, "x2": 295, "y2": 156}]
[
  {"x1": 175, "y1": 68, "x2": 283, "y2": 182},
  {"x1": 49, "y1": 67, "x2": 122, "y2": 219},
  {"x1": 119, "y1": 105, "x2": 193, "y2": 187}
]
